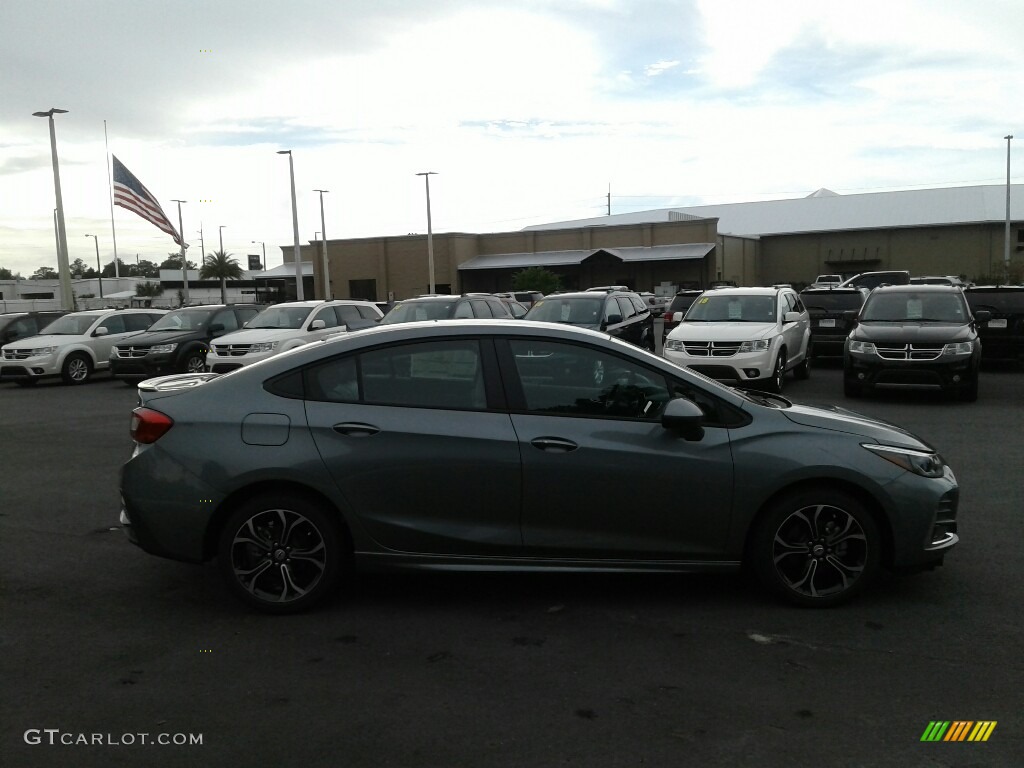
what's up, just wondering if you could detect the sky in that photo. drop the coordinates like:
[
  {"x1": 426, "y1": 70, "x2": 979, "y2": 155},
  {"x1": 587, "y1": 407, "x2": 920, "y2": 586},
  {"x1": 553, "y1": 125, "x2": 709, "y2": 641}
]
[{"x1": 1, "y1": 0, "x2": 1023, "y2": 278}]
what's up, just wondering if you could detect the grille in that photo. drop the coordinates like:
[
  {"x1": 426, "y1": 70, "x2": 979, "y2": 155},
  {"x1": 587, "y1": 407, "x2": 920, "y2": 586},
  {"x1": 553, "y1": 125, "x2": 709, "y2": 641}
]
[
  {"x1": 682, "y1": 341, "x2": 742, "y2": 358},
  {"x1": 929, "y1": 489, "x2": 959, "y2": 547},
  {"x1": 2, "y1": 349, "x2": 32, "y2": 360},
  {"x1": 114, "y1": 346, "x2": 149, "y2": 358},
  {"x1": 876, "y1": 343, "x2": 944, "y2": 361},
  {"x1": 211, "y1": 344, "x2": 253, "y2": 356}
]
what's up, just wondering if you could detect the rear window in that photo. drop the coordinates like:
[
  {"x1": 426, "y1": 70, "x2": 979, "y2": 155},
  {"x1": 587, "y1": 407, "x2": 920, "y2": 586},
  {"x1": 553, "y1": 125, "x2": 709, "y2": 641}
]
[
  {"x1": 800, "y1": 291, "x2": 864, "y2": 312},
  {"x1": 965, "y1": 289, "x2": 1024, "y2": 315},
  {"x1": 668, "y1": 293, "x2": 701, "y2": 313}
]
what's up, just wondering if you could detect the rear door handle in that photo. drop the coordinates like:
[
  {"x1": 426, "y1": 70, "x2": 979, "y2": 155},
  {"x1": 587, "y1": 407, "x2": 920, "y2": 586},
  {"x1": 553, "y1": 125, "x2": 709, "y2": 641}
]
[
  {"x1": 530, "y1": 437, "x2": 578, "y2": 453},
  {"x1": 332, "y1": 422, "x2": 380, "y2": 437}
]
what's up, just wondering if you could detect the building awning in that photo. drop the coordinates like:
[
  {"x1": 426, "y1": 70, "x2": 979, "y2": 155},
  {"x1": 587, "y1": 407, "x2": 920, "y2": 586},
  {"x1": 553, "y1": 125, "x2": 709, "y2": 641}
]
[
  {"x1": 458, "y1": 243, "x2": 714, "y2": 271},
  {"x1": 103, "y1": 290, "x2": 138, "y2": 299}
]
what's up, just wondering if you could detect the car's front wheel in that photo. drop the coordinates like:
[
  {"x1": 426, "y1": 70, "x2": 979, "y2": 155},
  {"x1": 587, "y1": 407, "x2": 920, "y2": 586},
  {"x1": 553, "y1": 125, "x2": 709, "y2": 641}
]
[
  {"x1": 751, "y1": 488, "x2": 880, "y2": 607},
  {"x1": 181, "y1": 350, "x2": 207, "y2": 374},
  {"x1": 765, "y1": 350, "x2": 786, "y2": 394},
  {"x1": 61, "y1": 353, "x2": 92, "y2": 385},
  {"x1": 218, "y1": 494, "x2": 344, "y2": 614}
]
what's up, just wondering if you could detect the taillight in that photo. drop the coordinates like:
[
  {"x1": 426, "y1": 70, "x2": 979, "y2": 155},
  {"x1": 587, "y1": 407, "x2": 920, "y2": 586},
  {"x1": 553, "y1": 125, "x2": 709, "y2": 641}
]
[
  {"x1": 664, "y1": 311, "x2": 675, "y2": 322},
  {"x1": 131, "y1": 407, "x2": 174, "y2": 444}
]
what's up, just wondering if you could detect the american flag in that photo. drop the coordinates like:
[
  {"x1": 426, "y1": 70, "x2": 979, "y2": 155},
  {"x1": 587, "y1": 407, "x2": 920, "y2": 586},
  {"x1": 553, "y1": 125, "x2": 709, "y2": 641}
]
[{"x1": 112, "y1": 155, "x2": 182, "y2": 245}]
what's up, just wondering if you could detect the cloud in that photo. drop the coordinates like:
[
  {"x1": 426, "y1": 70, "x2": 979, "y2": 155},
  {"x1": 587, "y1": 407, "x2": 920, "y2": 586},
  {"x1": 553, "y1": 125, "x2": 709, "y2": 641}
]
[{"x1": 645, "y1": 60, "x2": 680, "y2": 77}]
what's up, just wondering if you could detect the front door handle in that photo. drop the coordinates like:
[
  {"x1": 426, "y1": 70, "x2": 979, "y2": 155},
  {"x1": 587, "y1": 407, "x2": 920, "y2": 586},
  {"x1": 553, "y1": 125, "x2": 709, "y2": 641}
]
[
  {"x1": 530, "y1": 437, "x2": 578, "y2": 453},
  {"x1": 332, "y1": 422, "x2": 380, "y2": 437}
]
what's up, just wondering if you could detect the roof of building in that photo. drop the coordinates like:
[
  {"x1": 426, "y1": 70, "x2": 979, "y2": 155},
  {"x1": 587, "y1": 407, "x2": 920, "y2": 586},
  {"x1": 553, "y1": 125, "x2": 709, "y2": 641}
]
[
  {"x1": 458, "y1": 243, "x2": 714, "y2": 271},
  {"x1": 523, "y1": 184, "x2": 1024, "y2": 237}
]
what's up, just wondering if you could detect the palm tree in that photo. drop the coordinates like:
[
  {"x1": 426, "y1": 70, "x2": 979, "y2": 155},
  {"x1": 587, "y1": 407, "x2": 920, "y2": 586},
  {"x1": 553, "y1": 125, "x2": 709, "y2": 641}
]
[{"x1": 200, "y1": 250, "x2": 244, "y2": 304}]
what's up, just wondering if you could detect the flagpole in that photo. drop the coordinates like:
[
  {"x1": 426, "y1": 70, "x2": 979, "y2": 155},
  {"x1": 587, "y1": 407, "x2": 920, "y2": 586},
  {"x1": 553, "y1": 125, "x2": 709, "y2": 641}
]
[{"x1": 104, "y1": 121, "x2": 120, "y2": 278}]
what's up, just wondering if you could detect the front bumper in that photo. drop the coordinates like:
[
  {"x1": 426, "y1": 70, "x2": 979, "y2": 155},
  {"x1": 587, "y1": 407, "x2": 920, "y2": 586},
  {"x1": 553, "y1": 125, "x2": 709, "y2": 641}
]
[
  {"x1": 663, "y1": 347, "x2": 773, "y2": 383},
  {"x1": 0, "y1": 351, "x2": 60, "y2": 379},
  {"x1": 110, "y1": 354, "x2": 178, "y2": 378},
  {"x1": 845, "y1": 352, "x2": 976, "y2": 390}
]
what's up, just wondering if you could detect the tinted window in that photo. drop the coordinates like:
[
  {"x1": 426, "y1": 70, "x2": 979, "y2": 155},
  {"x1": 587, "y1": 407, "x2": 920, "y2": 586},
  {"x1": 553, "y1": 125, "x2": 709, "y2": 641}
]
[
  {"x1": 453, "y1": 301, "x2": 474, "y2": 319},
  {"x1": 615, "y1": 297, "x2": 636, "y2": 320},
  {"x1": 668, "y1": 293, "x2": 700, "y2": 313},
  {"x1": 361, "y1": 340, "x2": 486, "y2": 410},
  {"x1": 148, "y1": 309, "x2": 210, "y2": 331},
  {"x1": 862, "y1": 292, "x2": 967, "y2": 322},
  {"x1": 236, "y1": 308, "x2": 260, "y2": 324},
  {"x1": 470, "y1": 300, "x2": 493, "y2": 318},
  {"x1": 380, "y1": 300, "x2": 457, "y2": 324},
  {"x1": 211, "y1": 310, "x2": 239, "y2": 333},
  {"x1": 335, "y1": 305, "x2": 363, "y2": 326},
  {"x1": 42, "y1": 314, "x2": 102, "y2": 335},
  {"x1": 508, "y1": 339, "x2": 669, "y2": 420},
  {"x1": 4, "y1": 317, "x2": 36, "y2": 340},
  {"x1": 123, "y1": 313, "x2": 155, "y2": 332},
  {"x1": 486, "y1": 299, "x2": 511, "y2": 318},
  {"x1": 684, "y1": 294, "x2": 776, "y2": 322},
  {"x1": 306, "y1": 356, "x2": 359, "y2": 402},
  {"x1": 965, "y1": 289, "x2": 1024, "y2": 314},
  {"x1": 800, "y1": 291, "x2": 865, "y2": 312},
  {"x1": 99, "y1": 315, "x2": 126, "y2": 334},
  {"x1": 526, "y1": 296, "x2": 604, "y2": 326},
  {"x1": 311, "y1": 307, "x2": 340, "y2": 328},
  {"x1": 356, "y1": 305, "x2": 382, "y2": 320}
]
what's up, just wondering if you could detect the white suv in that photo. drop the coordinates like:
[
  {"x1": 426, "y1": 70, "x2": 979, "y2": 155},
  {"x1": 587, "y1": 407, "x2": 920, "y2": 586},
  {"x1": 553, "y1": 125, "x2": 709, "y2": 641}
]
[
  {"x1": 205, "y1": 300, "x2": 383, "y2": 373},
  {"x1": 0, "y1": 308, "x2": 166, "y2": 386},
  {"x1": 663, "y1": 287, "x2": 811, "y2": 393}
]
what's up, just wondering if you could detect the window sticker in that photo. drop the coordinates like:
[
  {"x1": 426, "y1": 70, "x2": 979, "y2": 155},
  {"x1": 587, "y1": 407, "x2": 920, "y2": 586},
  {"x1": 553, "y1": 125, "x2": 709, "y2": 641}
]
[
  {"x1": 699, "y1": 297, "x2": 709, "y2": 304},
  {"x1": 560, "y1": 303, "x2": 572, "y2": 322},
  {"x1": 728, "y1": 300, "x2": 743, "y2": 320},
  {"x1": 906, "y1": 298, "x2": 923, "y2": 320}
]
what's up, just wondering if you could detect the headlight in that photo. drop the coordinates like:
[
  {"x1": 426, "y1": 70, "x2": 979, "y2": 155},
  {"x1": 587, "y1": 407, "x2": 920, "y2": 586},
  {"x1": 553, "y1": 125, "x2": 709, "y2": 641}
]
[
  {"x1": 848, "y1": 340, "x2": 877, "y2": 355},
  {"x1": 863, "y1": 444, "x2": 945, "y2": 478},
  {"x1": 738, "y1": 339, "x2": 770, "y2": 353},
  {"x1": 150, "y1": 343, "x2": 178, "y2": 353},
  {"x1": 249, "y1": 341, "x2": 278, "y2": 353},
  {"x1": 664, "y1": 339, "x2": 684, "y2": 352},
  {"x1": 942, "y1": 342, "x2": 973, "y2": 356},
  {"x1": 29, "y1": 346, "x2": 59, "y2": 356}
]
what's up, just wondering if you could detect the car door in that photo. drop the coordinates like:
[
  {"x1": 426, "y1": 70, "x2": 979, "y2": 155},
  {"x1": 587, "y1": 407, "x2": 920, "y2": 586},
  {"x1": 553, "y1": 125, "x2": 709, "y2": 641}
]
[
  {"x1": 784, "y1": 291, "x2": 810, "y2": 361},
  {"x1": 500, "y1": 337, "x2": 735, "y2": 560},
  {"x1": 306, "y1": 305, "x2": 342, "y2": 341},
  {"x1": 304, "y1": 337, "x2": 523, "y2": 555},
  {"x1": 89, "y1": 314, "x2": 130, "y2": 368}
]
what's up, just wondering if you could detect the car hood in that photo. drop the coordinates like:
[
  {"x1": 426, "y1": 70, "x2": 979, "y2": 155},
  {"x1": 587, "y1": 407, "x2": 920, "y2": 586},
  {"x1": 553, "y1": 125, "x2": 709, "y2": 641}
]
[
  {"x1": 4, "y1": 333, "x2": 82, "y2": 349},
  {"x1": 116, "y1": 330, "x2": 202, "y2": 346},
  {"x1": 671, "y1": 321, "x2": 778, "y2": 340},
  {"x1": 781, "y1": 402, "x2": 931, "y2": 451},
  {"x1": 212, "y1": 328, "x2": 311, "y2": 344},
  {"x1": 853, "y1": 322, "x2": 972, "y2": 343}
]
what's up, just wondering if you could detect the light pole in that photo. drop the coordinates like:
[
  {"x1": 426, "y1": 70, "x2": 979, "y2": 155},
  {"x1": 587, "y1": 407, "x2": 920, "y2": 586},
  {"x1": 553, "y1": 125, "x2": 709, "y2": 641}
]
[
  {"x1": 85, "y1": 234, "x2": 102, "y2": 298},
  {"x1": 416, "y1": 171, "x2": 438, "y2": 293},
  {"x1": 314, "y1": 189, "x2": 331, "y2": 299},
  {"x1": 218, "y1": 225, "x2": 226, "y2": 255},
  {"x1": 278, "y1": 150, "x2": 304, "y2": 301},
  {"x1": 171, "y1": 200, "x2": 189, "y2": 305},
  {"x1": 197, "y1": 225, "x2": 206, "y2": 267},
  {"x1": 33, "y1": 108, "x2": 73, "y2": 311},
  {"x1": 1005, "y1": 135, "x2": 1013, "y2": 282},
  {"x1": 251, "y1": 241, "x2": 266, "y2": 269}
]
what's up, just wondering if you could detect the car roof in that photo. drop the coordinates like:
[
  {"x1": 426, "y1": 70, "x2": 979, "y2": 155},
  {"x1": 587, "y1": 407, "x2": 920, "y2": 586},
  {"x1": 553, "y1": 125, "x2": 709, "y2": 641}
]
[
  {"x1": 701, "y1": 286, "x2": 784, "y2": 296},
  {"x1": 870, "y1": 284, "x2": 961, "y2": 293}
]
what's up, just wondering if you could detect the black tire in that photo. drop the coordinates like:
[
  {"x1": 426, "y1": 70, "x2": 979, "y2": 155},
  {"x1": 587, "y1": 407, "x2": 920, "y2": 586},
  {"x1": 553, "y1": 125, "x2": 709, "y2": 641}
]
[
  {"x1": 764, "y1": 350, "x2": 786, "y2": 394},
  {"x1": 61, "y1": 353, "x2": 92, "y2": 385},
  {"x1": 793, "y1": 351, "x2": 811, "y2": 380},
  {"x1": 218, "y1": 493, "x2": 344, "y2": 614},
  {"x1": 751, "y1": 488, "x2": 880, "y2": 608},
  {"x1": 180, "y1": 349, "x2": 207, "y2": 374}
]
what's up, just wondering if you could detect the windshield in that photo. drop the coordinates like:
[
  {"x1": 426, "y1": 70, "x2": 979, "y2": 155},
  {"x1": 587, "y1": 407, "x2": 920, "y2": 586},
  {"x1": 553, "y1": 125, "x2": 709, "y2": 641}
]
[
  {"x1": 683, "y1": 294, "x2": 776, "y2": 322},
  {"x1": 525, "y1": 296, "x2": 604, "y2": 325},
  {"x1": 246, "y1": 306, "x2": 313, "y2": 329},
  {"x1": 147, "y1": 308, "x2": 213, "y2": 331},
  {"x1": 35, "y1": 314, "x2": 99, "y2": 335},
  {"x1": 861, "y1": 292, "x2": 968, "y2": 322},
  {"x1": 800, "y1": 292, "x2": 864, "y2": 312},
  {"x1": 380, "y1": 300, "x2": 456, "y2": 324}
]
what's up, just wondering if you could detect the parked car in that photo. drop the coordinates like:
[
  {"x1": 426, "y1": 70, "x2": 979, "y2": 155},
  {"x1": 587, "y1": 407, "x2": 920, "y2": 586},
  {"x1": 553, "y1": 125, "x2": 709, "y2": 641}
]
[
  {"x1": 493, "y1": 291, "x2": 544, "y2": 309},
  {"x1": 494, "y1": 297, "x2": 529, "y2": 319},
  {"x1": 910, "y1": 275, "x2": 968, "y2": 287},
  {"x1": 120, "y1": 319, "x2": 961, "y2": 613},
  {"x1": 638, "y1": 292, "x2": 671, "y2": 317},
  {"x1": 809, "y1": 274, "x2": 842, "y2": 289},
  {"x1": 0, "y1": 311, "x2": 66, "y2": 346},
  {"x1": 523, "y1": 290, "x2": 654, "y2": 349},
  {"x1": 205, "y1": 300, "x2": 383, "y2": 374},
  {"x1": 109, "y1": 304, "x2": 263, "y2": 380},
  {"x1": 844, "y1": 285, "x2": 988, "y2": 401},
  {"x1": 660, "y1": 289, "x2": 704, "y2": 341},
  {"x1": 799, "y1": 287, "x2": 868, "y2": 358},
  {"x1": 838, "y1": 270, "x2": 911, "y2": 291},
  {"x1": 663, "y1": 286, "x2": 811, "y2": 393},
  {"x1": 0, "y1": 308, "x2": 166, "y2": 386},
  {"x1": 585, "y1": 285, "x2": 631, "y2": 293},
  {"x1": 963, "y1": 285, "x2": 1024, "y2": 364},
  {"x1": 379, "y1": 294, "x2": 514, "y2": 325}
]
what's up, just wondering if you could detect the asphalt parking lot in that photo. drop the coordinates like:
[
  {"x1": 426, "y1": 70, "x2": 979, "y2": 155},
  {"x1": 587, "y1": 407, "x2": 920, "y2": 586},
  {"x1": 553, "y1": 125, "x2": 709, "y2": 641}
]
[{"x1": 1, "y1": 363, "x2": 1022, "y2": 767}]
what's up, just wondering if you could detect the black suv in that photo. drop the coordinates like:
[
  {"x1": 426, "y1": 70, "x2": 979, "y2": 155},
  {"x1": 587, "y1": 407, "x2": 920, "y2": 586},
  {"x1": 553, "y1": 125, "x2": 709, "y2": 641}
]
[
  {"x1": 660, "y1": 289, "x2": 704, "y2": 340},
  {"x1": 844, "y1": 285, "x2": 989, "y2": 401},
  {"x1": 964, "y1": 286, "x2": 1024, "y2": 364},
  {"x1": 523, "y1": 290, "x2": 654, "y2": 349},
  {"x1": 838, "y1": 270, "x2": 911, "y2": 291},
  {"x1": 109, "y1": 304, "x2": 263, "y2": 379},
  {"x1": 0, "y1": 311, "x2": 66, "y2": 345},
  {"x1": 799, "y1": 287, "x2": 867, "y2": 358},
  {"x1": 379, "y1": 294, "x2": 514, "y2": 324}
]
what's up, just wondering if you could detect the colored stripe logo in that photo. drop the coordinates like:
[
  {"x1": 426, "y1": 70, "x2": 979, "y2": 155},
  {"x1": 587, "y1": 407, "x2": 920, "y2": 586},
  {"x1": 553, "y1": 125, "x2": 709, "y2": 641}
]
[{"x1": 921, "y1": 721, "x2": 997, "y2": 742}]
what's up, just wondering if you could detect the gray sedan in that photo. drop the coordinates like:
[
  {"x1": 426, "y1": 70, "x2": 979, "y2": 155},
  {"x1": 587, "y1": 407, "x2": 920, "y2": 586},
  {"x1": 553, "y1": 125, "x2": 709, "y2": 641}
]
[{"x1": 120, "y1": 320, "x2": 960, "y2": 613}]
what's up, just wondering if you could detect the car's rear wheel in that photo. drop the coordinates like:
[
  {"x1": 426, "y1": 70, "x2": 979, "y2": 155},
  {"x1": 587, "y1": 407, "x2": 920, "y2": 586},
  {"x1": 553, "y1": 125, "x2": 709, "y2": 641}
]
[
  {"x1": 61, "y1": 353, "x2": 92, "y2": 385},
  {"x1": 751, "y1": 488, "x2": 880, "y2": 608},
  {"x1": 793, "y1": 348, "x2": 811, "y2": 380},
  {"x1": 181, "y1": 350, "x2": 207, "y2": 374},
  {"x1": 218, "y1": 494, "x2": 344, "y2": 614}
]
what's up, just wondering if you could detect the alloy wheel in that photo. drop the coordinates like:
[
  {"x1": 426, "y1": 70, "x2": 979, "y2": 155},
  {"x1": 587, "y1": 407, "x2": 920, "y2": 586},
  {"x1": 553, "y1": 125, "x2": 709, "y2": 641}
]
[{"x1": 770, "y1": 503, "x2": 868, "y2": 599}]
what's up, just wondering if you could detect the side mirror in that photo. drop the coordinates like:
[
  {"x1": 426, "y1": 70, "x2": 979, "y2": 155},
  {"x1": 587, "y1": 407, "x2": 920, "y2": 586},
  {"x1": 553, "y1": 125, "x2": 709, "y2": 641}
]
[
  {"x1": 973, "y1": 310, "x2": 992, "y2": 323},
  {"x1": 784, "y1": 311, "x2": 801, "y2": 323},
  {"x1": 661, "y1": 397, "x2": 705, "y2": 441},
  {"x1": 310, "y1": 319, "x2": 326, "y2": 331},
  {"x1": 605, "y1": 313, "x2": 623, "y2": 327},
  {"x1": 93, "y1": 326, "x2": 109, "y2": 337}
]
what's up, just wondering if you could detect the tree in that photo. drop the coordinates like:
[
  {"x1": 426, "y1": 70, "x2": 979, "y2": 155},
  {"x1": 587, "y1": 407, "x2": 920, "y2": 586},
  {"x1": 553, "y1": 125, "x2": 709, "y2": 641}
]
[
  {"x1": 199, "y1": 250, "x2": 244, "y2": 304},
  {"x1": 0, "y1": 266, "x2": 22, "y2": 280},
  {"x1": 512, "y1": 266, "x2": 561, "y2": 295},
  {"x1": 135, "y1": 282, "x2": 164, "y2": 297},
  {"x1": 30, "y1": 266, "x2": 59, "y2": 280},
  {"x1": 69, "y1": 258, "x2": 90, "y2": 278},
  {"x1": 101, "y1": 258, "x2": 131, "y2": 278},
  {"x1": 134, "y1": 259, "x2": 161, "y2": 278},
  {"x1": 160, "y1": 253, "x2": 197, "y2": 270}
]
